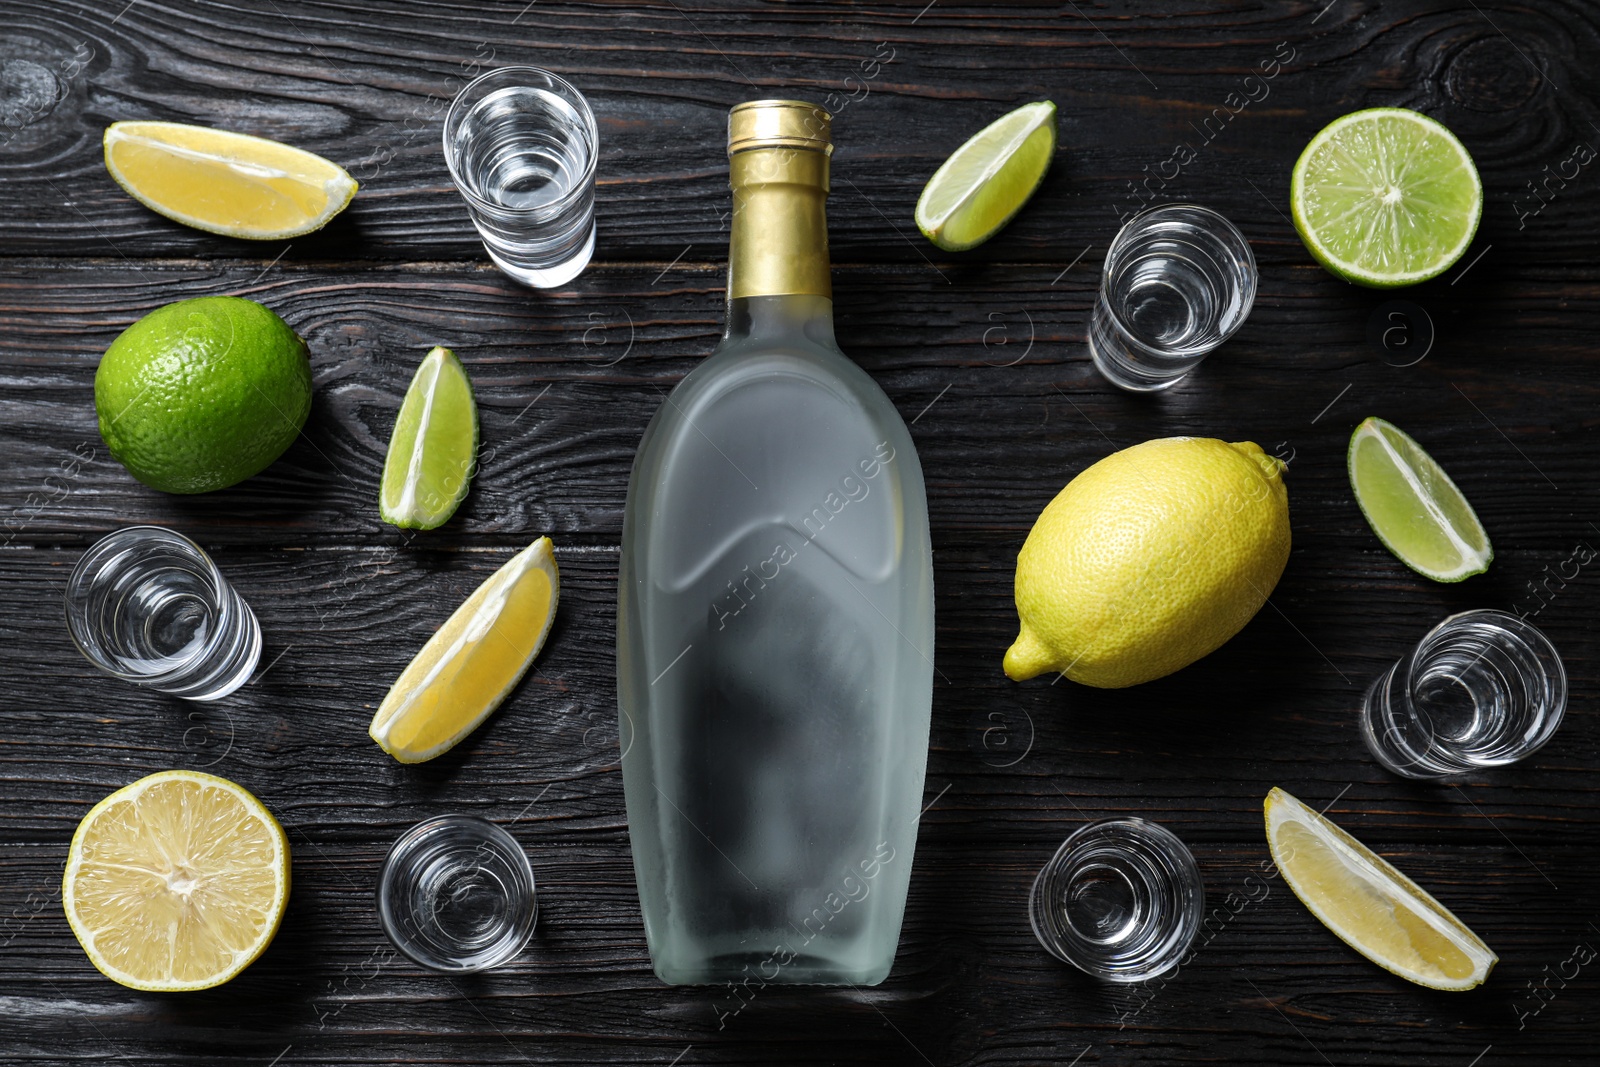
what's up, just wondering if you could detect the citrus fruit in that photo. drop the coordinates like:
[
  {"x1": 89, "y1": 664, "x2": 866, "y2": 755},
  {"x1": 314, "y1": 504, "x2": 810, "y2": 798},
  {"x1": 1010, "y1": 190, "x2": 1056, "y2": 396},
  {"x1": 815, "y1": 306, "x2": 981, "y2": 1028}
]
[
  {"x1": 1290, "y1": 108, "x2": 1482, "y2": 287},
  {"x1": 62, "y1": 770, "x2": 290, "y2": 991},
  {"x1": 370, "y1": 536, "x2": 560, "y2": 763},
  {"x1": 379, "y1": 346, "x2": 479, "y2": 530},
  {"x1": 95, "y1": 296, "x2": 312, "y2": 494},
  {"x1": 1004, "y1": 437, "x2": 1290, "y2": 688},
  {"x1": 915, "y1": 100, "x2": 1056, "y2": 251},
  {"x1": 1265, "y1": 787, "x2": 1496, "y2": 991},
  {"x1": 104, "y1": 120, "x2": 357, "y2": 239},
  {"x1": 1349, "y1": 416, "x2": 1491, "y2": 582}
]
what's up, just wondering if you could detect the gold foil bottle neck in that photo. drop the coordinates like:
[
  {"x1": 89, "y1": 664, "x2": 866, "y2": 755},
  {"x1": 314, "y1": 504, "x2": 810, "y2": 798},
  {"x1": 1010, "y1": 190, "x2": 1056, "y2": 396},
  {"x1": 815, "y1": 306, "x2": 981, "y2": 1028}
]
[
  {"x1": 726, "y1": 100, "x2": 833, "y2": 300},
  {"x1": 728, "y1": 100, "x2": 833, "y2": 156}
]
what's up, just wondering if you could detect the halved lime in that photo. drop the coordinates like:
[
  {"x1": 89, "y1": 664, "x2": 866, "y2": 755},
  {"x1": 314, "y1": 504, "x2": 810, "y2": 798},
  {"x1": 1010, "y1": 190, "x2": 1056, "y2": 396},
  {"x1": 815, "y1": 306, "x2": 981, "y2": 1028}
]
[
  {"x1": 379, "y1": 346, "x2": 479, "y2": 530},
  {"x1": 1291, "y1": 108, "x2": 1481, "y2": 288},
  {"x1": 915, "y1": 101, "x2": 1056, "y2": 251},
  {"x1": 1348, "y1": 416, "x2": 1491, "y2": 582}
]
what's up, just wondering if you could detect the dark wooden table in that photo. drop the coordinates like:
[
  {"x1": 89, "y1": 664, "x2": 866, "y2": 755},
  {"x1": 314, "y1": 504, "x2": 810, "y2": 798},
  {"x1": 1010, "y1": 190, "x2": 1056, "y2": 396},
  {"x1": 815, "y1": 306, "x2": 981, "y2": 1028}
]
[{"x1": 2, "y1": 1, "x2": 1597, "y2": 1063}]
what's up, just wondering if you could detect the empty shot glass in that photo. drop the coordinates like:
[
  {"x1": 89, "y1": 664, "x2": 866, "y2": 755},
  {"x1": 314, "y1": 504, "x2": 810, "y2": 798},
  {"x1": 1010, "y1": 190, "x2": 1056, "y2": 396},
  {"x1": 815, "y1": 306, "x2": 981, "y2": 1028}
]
[
  {"x1": 1088, "y1": 204, "x2": 1257, "y2": 392},
  {"x1": 1029, "y1": 818, "x2": 1203, "y2": 982},
  {"x1": 65, "y1": 526, "x2": 262, "y2": 701},
  {"x1": 444, "y1": 66, "x2": 598, "y2": 289},
  {"x1": 378, "y1": 815, "x2": 538, "y2": 973},
  {"x1": 1361, "y1": 609, "x2": 1566, "y2": 779}
]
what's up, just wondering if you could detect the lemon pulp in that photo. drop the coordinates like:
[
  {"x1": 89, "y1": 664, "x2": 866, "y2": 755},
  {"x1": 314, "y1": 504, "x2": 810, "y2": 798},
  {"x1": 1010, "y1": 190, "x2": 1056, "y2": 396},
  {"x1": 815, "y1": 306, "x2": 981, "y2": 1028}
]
[
  {"x1": 104, "y1": 120, "x2": 357, "y2": 239},
  {"x1": 63, "y1": 770, "x2": 290, "y2": 991}
]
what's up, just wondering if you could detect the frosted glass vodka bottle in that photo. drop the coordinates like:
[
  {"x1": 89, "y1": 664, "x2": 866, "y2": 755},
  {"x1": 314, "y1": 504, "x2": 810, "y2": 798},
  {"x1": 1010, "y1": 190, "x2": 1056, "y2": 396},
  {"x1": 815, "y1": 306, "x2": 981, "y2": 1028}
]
[{"x1": 617, "y1": 100, "x2": 934, "y2": 987}]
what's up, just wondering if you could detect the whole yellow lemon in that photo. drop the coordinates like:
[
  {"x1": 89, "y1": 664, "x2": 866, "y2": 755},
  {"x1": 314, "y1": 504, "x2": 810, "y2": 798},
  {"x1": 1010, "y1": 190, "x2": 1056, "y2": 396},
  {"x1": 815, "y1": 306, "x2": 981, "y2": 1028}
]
[{"x1": 1004, "y1": 437, "x2": 1290, "y2": 688}]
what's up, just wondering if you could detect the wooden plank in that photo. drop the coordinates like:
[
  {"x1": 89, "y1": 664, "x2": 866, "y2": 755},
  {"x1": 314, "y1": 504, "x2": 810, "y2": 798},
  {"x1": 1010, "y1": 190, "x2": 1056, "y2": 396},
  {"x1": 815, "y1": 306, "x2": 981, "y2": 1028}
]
[
  {"x1": 0, "y1": 1, "x2": 1596, "y2": 264},
  {"x1": 3, "y1": 2, "x2": 1600, "y2": 1064},
  {"x1": 0, "y1": 838, "x2": 1591, "y2": 1063},
  {"x1": 0, "y1": 257, "x2": 1595, "y2": 1060},
  {"x1": 1, "y1": 260, "x2": 1597, "y2": 547}
]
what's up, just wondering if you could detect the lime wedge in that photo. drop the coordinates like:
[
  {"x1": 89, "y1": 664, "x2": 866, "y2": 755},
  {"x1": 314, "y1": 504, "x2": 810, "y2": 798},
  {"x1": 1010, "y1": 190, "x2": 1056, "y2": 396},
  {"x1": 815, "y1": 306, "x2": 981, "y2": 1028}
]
[
  {"x1": 1291, "y1": 108, "x2": 1481, "y2": 287},
  {"x1": 915, "y1": 101, "x2": 1056, "y2": 251},
  {"x1": 1266, "y1": 787, "x2": 1496, "y2": 991},
  {"x1": 1348, "y1": 416, "x2": 1491, "y2": 582},
  {"x1": 379, "y1": 346, "x2": 479, "y2": 530}
]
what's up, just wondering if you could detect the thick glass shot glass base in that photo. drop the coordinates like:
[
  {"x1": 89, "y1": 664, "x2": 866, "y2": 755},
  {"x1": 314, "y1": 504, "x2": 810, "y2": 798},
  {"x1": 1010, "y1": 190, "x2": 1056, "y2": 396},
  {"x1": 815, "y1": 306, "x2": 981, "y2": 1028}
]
[
  {"x1": 484, "y1": 221, "x2": 595, "y2": 289},
  {"x1": 377, "y1": 815, "x2": 538, "y2": 974},
  {"x1": 1088, "y1": 300, "x2": 1193, "y2": 392},
  {"x1": 1029, "y1": 818, "x2": 1203, "y2": 983},
  {"x1": 1088, "y1": 203, "x2": 1256, "y2": 393},
  {"x1": 444, "y1": 67, "x2": 598, "y2": 291}
]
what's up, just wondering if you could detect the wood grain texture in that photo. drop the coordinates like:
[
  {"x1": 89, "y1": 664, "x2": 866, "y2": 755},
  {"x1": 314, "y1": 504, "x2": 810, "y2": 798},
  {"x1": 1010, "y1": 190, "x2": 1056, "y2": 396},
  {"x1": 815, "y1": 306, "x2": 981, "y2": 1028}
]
[
  {"x1": 1, "y1": 0, "x2": 1598, "y2": 1064},
  {"x1": 2, "y1": 0, "x2": 1600, "y2": 263}
]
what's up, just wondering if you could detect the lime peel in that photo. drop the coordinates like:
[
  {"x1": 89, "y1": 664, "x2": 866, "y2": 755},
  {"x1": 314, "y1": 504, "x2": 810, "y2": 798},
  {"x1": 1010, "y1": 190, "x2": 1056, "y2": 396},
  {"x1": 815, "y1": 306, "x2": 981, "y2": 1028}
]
[{"x1": 95, "y1": 296, "x2": 312, "y2": 494}]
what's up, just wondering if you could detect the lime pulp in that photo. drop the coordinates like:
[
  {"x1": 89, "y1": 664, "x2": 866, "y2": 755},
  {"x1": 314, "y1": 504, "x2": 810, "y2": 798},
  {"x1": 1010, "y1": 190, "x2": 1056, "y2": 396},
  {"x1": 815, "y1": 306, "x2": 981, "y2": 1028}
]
[{"x1": 1291, "y1": 108, "x2": 1482, "y2": 288}]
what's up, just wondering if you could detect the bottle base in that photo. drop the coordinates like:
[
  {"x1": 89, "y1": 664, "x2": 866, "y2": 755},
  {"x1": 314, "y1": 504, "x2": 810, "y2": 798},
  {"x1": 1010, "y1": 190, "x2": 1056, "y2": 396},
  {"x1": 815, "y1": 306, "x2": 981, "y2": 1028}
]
[{"x1": 652, "y1": 951, "x2": 892, "y2": 987}]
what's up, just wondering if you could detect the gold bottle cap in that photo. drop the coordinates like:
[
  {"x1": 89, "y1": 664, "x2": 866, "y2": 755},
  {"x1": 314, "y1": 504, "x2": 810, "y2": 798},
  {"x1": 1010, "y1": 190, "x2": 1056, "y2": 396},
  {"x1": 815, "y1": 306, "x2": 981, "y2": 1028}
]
[{"x1": 728, "y1": 100, "x2": 833, "y2": 155}]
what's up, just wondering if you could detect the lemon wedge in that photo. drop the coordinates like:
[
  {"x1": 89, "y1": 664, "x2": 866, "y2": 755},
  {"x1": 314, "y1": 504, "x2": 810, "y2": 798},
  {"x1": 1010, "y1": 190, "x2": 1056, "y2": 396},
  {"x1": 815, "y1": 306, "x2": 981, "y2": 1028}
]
[
  {"x1": 63, "y1": 770, "x2": 290, "y2": 991},
  {"x1": 104, "y1": 120, "x2": 357, "y2": 239},
  {"x1": 1265, "y1": 787, "x2": 1496, "y2": 990},
  {"x1": 370, "y1": 536, "x2": 559, "y2": 763}
]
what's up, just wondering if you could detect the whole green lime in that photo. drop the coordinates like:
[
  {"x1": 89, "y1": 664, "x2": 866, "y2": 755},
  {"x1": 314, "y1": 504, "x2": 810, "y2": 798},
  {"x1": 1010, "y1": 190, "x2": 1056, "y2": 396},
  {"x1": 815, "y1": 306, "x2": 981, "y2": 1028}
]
[{"x1": 95, "y1": 297, "x2": 312, "y2": 494}]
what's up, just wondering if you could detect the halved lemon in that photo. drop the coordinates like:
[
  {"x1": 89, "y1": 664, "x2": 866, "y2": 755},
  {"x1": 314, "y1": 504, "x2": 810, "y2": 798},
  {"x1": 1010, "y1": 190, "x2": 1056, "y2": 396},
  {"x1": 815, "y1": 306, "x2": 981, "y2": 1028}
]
[
  {"x1": 104, "y1": 120, "x2": 357, "y2": 239},
  {"x1": 370, "y1": 536, "x2": 559, "y2": 764},
  {"x1": 1265, "y1": 787, "x2": 1496, "y2": 990},
  {"x1": 63, "y1": 770, "x2": 290, "y2": 991}
]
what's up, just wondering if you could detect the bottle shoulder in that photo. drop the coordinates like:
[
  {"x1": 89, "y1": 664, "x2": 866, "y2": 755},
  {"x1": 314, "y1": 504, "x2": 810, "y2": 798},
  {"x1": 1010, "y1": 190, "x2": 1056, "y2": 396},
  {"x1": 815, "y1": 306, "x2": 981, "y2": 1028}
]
[{"x1": 625, "y1": 338, "x2": 927, "y2": 592}]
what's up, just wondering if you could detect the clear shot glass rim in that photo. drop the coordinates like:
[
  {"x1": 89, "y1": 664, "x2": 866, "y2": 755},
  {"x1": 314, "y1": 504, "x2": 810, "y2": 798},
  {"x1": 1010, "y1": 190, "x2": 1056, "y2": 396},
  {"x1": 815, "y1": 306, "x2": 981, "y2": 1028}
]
[
  {"x1": 1405, "y1": 608, "x2": 1566, "y2": 701},
  {"x1": 63, "y1": 524, "x2": 231, "y2": 683},
  {"x1": 1099, "y1": 202, "x2": 1259, "y2": 359},
  {"x1": 376, "y1": 813, "x2": 539, "y2": 974},
  {"x1": 1404, "y1": 607, "x2": 1567, "y2": 762},
  {"x1": 1029, "y1": 816, "x2": 1204, "y2": 982},
  {"x1": 442, "y1": 65, "x2": 598, "y2": 219}
]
